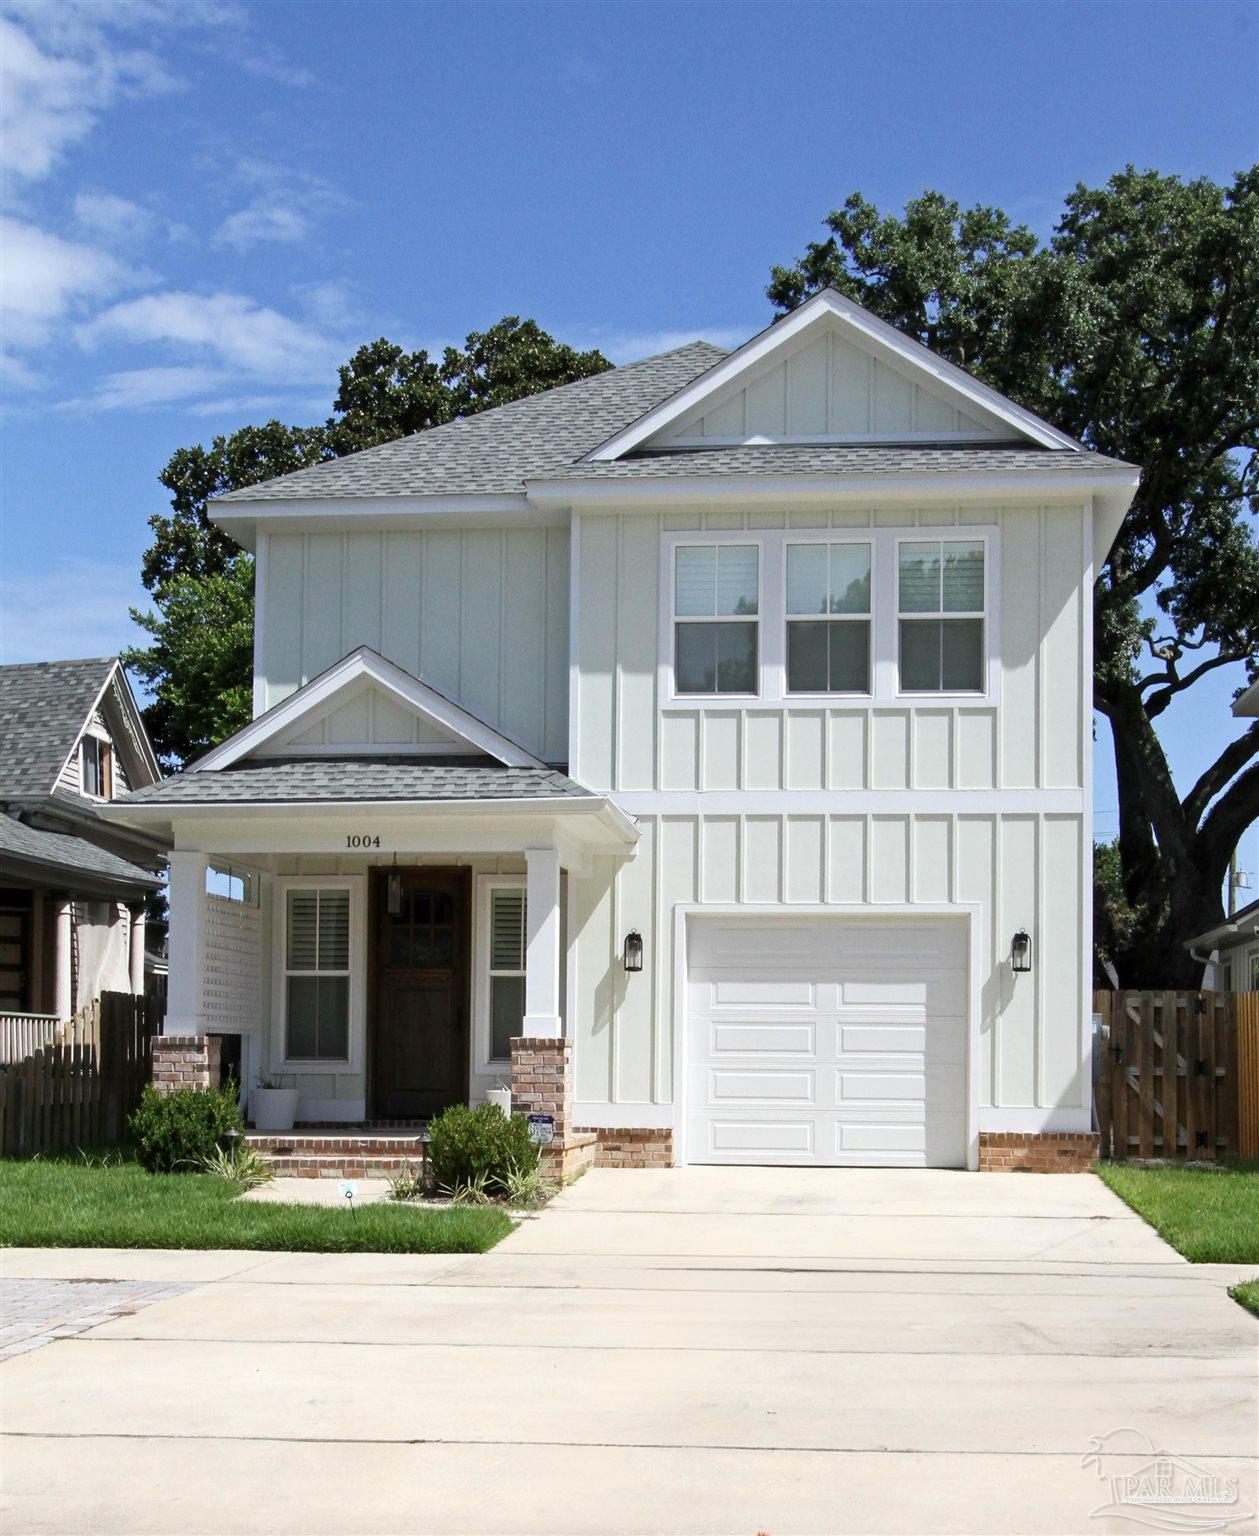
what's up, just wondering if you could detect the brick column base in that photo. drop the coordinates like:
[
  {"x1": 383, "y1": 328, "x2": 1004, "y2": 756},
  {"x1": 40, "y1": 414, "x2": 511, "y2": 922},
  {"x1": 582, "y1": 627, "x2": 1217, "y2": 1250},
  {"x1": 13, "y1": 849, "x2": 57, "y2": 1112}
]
[
  {"x1": 151, "y1": 1035, "x2": 222, "y2": 1095},
  {"x1": 583, "y1": 1128, "x2": 674, "y2": 1168},
  {"x1": 979, "y1": 1131, "x2": 1099, "y2": 1172},
  {"x1": 510, "y1": 1036, "x2": 597, "y2": 1183}
]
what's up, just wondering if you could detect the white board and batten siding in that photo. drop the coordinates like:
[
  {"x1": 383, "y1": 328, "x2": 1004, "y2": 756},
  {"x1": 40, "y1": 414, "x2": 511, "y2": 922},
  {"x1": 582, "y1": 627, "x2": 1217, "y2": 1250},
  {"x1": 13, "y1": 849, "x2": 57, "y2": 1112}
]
[
  {"x1": 256, "y1": 527, "x2": 570, "y2": 763},
  {"x1": 568, "y1": 499, "x2": 1094, "y2": 1152}
]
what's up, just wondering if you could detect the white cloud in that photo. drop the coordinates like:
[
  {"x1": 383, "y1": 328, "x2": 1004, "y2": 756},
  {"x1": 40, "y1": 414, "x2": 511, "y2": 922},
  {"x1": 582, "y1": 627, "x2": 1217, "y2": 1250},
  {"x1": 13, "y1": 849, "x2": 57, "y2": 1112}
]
[
  {"x1": 591, "y1": 325, "x2": 750, "y2": 364},
  {"x1": 291, "y1": 279, "x2": 363, "y2": 330},
  {"x1": 0, "y1": 558, "x2": 148, "y2": 666},
  {"x1": 212, "y1": 159, "x2": 343, "y2": 252},
  {"x1": 0, "y1": 216, "x2": 148, "y2": 357},
  {"x1": 59, "y1": 364, "x2": 230, "y2": 411},
  {"x1": 73, "y1": 190, "x2": 155, "y2": 244},
  {"x1": 77, "y1": 289, "x2": 342, "y2": 381}
]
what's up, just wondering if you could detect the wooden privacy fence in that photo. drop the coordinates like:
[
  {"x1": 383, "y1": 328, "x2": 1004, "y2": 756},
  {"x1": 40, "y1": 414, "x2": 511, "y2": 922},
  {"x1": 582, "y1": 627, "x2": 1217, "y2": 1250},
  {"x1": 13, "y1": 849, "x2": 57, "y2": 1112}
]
[
  {"x1": 1093, "y1": 990, "x2": 1258, "y2": 1161},
  {"x1": 0, "y1": 991, "x2": 154, "y2": 1157}
]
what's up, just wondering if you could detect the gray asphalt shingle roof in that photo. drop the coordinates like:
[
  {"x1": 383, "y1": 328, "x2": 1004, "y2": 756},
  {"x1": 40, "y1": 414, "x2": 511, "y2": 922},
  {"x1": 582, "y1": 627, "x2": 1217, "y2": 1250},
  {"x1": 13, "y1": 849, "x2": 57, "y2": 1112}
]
[
  {"x1": 119, "y1": 757, "x2": 596, "y2": 806},
  {"x1": 0, "y1": 812, "x2": 162, "y2": 889},
  {"x1": 213, "y1": 343, "x2": 730, "y2": 503},
  {"x1": 533, "y1": 443, "x2": 1134, "y2": 479},
  {"x1": 0, "y1": 658, "x2": 115, "y2": 799}
]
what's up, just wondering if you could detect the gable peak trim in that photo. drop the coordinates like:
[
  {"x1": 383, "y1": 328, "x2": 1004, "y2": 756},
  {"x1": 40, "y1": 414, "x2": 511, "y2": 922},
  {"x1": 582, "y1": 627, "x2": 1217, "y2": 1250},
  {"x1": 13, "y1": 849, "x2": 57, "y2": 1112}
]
[{"x1": 191, "y1": 646, "x2": 547, "y2": 773}]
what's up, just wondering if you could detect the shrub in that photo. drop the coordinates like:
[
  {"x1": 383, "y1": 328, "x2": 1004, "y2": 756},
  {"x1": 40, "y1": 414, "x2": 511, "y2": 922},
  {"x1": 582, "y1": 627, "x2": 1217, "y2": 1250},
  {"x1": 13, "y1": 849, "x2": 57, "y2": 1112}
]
[
  {"x1": 198, "y1": 1142, "x2": 274, "y2": 1189},
  {"x1": 129, "y1": 1083, "x2": 244, "y2": 1174},
  {"x1": 427, "y1": 1102, "x2": 539, "y2": 1192}
]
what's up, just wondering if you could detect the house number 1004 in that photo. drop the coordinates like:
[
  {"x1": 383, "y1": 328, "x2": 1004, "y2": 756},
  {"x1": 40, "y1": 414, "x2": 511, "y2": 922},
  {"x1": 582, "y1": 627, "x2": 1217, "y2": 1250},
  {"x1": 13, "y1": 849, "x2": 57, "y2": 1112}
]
[{"x1": 345, "y1": 834, "x2": 381, "y2": 848}]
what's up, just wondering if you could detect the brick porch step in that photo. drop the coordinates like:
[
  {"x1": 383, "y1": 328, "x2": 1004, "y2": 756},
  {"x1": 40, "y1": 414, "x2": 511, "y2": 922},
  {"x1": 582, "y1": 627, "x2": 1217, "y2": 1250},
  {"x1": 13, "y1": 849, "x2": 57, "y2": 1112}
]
[{"x1": 245, "y1": 1130, "x2": 429, "y2": 1179}]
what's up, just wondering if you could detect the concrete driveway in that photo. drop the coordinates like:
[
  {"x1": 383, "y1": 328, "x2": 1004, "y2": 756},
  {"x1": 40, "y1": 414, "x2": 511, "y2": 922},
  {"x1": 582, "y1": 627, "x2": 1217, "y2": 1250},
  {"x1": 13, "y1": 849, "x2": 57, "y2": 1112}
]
[{"x1": 2, "y1": 1168, "x2": 1256, "y2": 1535}]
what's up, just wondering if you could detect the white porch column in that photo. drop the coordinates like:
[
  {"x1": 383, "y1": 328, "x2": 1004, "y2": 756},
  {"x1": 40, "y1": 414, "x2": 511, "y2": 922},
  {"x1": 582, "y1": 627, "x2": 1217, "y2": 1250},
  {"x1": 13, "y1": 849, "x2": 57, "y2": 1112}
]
[
  {"x1": 53, "y1": 898, "x2": 73, "y2": 1020},
  {"x1": 523, "y1": 847, "x2": 562, "y2": 1037},
  {"x1": 128, "y1": 905, "x2": 147, "y2": 994},
  {"x1": 166, "y1": 851, "x2": 209, "y2": 1035}
]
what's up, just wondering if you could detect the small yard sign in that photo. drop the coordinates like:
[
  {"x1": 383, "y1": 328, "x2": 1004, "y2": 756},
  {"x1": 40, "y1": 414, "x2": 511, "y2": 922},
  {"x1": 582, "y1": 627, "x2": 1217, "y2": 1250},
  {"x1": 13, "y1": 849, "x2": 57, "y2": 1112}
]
[{"x1": 527, "y1": 1114, "x2": 555, "y2": 1146}]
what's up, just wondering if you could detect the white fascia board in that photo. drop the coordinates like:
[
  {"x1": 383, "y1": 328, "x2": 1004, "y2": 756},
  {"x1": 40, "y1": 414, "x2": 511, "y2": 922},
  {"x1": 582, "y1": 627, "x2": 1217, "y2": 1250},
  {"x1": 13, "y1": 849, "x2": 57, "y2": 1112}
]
[
  {"x1": 191, "y1": 646, "x2": 547, "y2": 772},
  {"x1": 98, "y1": 795, "x2": 640, "y2": 852},
  {"x1": 1232, "y1": 677, "x2": 1259, "y2": 718},
  {"x1": 528, "y1": 465, "x2": 1142, "y2": 514},
  {"x1": 586, "y1": 289, "x2": 1081, "y2": 460},
  {"x1": 1092, "y1": 479, "x2": 1142, "y2": 570},
  {"x1": 209, "y1": 492, "x2": 543, "y2": 551}
]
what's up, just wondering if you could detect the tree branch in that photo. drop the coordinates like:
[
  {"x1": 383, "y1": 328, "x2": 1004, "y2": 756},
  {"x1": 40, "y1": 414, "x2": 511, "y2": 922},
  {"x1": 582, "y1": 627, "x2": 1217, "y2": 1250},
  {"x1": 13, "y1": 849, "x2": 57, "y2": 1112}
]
[{"x1": 1183, "y1": 719, "x2": 1259, "y2": 830}]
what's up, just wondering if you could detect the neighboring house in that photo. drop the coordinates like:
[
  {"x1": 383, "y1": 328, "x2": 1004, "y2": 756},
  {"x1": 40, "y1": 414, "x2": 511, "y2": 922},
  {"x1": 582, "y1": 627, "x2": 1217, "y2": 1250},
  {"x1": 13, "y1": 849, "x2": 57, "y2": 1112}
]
[
  {"x1": 0, "y1": 658, "x2": 165, "y2": 1021},
  {"x1": 1184, "y1": 673, "x2": 1258, "y2": 990},
  {"x1": 102, "y1": 289, "x2": 1141, "y2": 1168}
]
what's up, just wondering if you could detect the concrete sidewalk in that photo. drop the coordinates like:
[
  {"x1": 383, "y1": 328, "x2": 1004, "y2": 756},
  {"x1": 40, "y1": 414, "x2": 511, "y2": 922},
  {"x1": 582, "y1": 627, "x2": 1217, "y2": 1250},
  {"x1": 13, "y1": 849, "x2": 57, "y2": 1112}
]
[{"x1": 2, "y1": 1168, "x2": 1256, "y2": 1534}]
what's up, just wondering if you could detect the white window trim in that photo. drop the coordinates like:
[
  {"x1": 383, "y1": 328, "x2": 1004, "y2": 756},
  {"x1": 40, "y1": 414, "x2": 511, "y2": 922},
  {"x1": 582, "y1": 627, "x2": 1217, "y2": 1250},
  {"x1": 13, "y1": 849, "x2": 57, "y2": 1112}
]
[
  {"x1": 894, "y1": 534, "x2": 992, "y2": 699},
  {"x1": 79, "y1": 729, "x2": 112, "y2": 801},
  {"x1": 270, "y1": 875, "x2": 365, "y2": 1074},
  {"x1": 659, "y1": 525, "x2": 1000, "y2": 709},
  {"x1": 781, "y1": 535, "x2": 875, "y2": 701},
  {"x1": 666, "y1": 536, "x2": 763, "y2": 702},
  {"x1": 473, "y1": 874, "x2": 527, "y2": 1073}
]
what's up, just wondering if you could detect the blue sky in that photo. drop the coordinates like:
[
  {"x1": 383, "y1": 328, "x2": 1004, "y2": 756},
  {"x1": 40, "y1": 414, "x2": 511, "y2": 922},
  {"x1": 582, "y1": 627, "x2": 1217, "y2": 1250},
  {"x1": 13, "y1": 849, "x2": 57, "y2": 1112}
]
[{"x1": 2, "y1": 0, "x2": 1256, "y2": 875}]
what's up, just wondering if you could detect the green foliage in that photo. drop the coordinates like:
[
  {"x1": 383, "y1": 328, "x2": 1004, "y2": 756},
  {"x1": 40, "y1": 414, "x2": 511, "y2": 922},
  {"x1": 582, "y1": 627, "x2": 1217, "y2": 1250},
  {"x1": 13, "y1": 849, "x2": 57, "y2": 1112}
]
[
  {"x1": 772, "y1": 168, "x2": 1259, "y2": 983},
  {"x1": 500, "y1": 1158, "x2": 559, "y2": 1208},
  {"x1": 197, "y1": 1142, "x2": 274, "y2": 1189},
  {"x1": 128, "y1": 1083, "x2": 243, "y2": 1174},
  {"x1": 1097, "y1": 1160, "x2": 1259, "y2": 1264},
  {"x1": 386, "y1": 1158, "x2": 427, "y2": 1203},
  {"x1": 427, "y1": 1102, "x2": 539, "y2": 1193},
  {"x1": 0, "y1": 1156, "x2": 513, "y2": 1253},
  {"x1": 130, "y1": 319, "x2": 610, "y2": 766}
]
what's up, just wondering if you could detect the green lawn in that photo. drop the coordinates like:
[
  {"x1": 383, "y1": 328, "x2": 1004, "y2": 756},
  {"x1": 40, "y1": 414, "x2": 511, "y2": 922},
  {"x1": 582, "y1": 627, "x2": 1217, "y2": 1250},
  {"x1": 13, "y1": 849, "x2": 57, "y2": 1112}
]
[
  {"x1": 0, "y1": 1157, "x2": 513, "y2": 1254},
  {"x1": 1230, "y1": 1281, "x2": 1259, "y2": 1317},
  {"x1": 1096, "y1": 1160, "x2": 1259, "y2": 1264}
]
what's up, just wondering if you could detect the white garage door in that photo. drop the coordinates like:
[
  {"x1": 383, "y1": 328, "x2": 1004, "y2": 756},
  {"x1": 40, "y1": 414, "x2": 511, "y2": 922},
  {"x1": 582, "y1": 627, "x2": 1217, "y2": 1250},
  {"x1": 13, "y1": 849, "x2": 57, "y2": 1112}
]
[{"x1": 685, "y1": 917, "x2": 968, "y2": 1167}]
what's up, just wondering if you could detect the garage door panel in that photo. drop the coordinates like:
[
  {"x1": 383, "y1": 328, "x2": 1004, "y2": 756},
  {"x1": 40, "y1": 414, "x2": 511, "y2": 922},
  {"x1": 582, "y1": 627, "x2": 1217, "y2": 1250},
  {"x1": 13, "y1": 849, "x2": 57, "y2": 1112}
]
[
  {"x1": 708, "y1": 1069, "x2": 816, "y2": 1104},
  {"x1": 708, "y1": 1119, "x2": 816, "y2": 1156},
  {"x1": 711, "y1": 1022, "x2": 817, "y2": 1055},
  {"x1": 687, "y1": 917, "x2": 968, "y2": 1168}
]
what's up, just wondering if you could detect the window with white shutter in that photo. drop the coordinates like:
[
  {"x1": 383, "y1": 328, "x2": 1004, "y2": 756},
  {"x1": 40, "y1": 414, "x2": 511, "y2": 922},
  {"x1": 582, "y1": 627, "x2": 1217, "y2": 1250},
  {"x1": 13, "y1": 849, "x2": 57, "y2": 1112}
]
[
  {"x1": 487, "y1": 886, "x2": 526, "y2": 1061},
  {"x1": 283, "y1": 887, "x2": 351, "y2": 1061}
]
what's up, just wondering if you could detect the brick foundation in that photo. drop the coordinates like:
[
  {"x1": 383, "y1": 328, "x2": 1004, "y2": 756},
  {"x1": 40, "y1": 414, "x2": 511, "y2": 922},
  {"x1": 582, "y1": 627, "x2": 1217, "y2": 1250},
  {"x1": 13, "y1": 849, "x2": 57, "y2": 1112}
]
[
  {"x1": 584, "y1": 1127, "x2": 674, "y2": 1168},
  {"x1": 151, "y1": 1035, "x2": 221, "y2": 1094},
  {"x1": 978, "y1": 1131, "x2": 1099, "y2": 1172}
]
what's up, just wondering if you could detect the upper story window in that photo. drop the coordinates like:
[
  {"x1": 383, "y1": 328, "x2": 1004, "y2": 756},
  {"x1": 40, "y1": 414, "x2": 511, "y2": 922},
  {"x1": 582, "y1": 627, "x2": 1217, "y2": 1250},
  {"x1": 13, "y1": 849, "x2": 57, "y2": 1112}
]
[
  {"x1": 897, "y1": 540, "x2": 986, "y2": 693},
  {"x1": 673, "y1": 543, "x2": 759, "y2": 695},
  {"x1": 785, "y1": 542, "x2": 872, "y2": 694},
  {"x1": 80, "y1": 735, "x2": 112, "y2": 799}
]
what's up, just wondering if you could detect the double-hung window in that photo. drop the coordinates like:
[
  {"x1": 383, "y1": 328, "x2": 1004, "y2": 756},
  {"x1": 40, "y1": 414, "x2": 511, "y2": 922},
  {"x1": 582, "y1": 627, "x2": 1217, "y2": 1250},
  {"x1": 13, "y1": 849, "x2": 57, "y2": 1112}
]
[
  {"x1": 486, "y1": 885, "x2": 527, "y2": 1061},
  {"x1": 673, "y1": 543, "x2": 759, "y2": 695},
  {"x1": 898, "y1": 539, "x2": 986, "y2": 693},
  {"x1": 283, "y1": 887, "x2": 350, "y2": 1061},
  {"x1": 81, "y1": 735, "x2": 112, "y2": 799},
  {"x1": 785, "y1": 542, "x2": 872, "y2": 693}
]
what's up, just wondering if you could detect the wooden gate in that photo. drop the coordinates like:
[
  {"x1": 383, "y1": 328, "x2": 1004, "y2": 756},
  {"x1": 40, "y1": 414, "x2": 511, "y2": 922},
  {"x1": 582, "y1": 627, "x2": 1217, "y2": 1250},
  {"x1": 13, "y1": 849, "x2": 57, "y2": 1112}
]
[
  {"x1": 0, "y1": 991, "x2": 154, "y2": 1157},
  {"x1": 1093, "y1": 991, "x2": 1242, "y2": 1160},
  {"x1": 1239, "y1": 994, "x2": 1259, "y2": 1158}
]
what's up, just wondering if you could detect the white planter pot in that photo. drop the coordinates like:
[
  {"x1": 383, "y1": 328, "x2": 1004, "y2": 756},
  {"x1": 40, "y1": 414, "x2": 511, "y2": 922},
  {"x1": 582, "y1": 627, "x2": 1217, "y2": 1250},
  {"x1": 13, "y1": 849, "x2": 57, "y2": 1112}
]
[
  {"x1": 251, "y1": 1087, "x2": 299, "y2": 1132},
  {"x1": 485, "y1": 1088, "x2": 512, "y2": 1118}
]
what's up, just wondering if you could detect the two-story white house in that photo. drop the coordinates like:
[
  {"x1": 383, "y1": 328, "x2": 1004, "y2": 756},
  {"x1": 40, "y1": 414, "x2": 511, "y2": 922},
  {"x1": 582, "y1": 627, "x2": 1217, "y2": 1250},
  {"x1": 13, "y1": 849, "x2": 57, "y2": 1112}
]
[{"x1": 104, "y1": 290, "x2": 1140, "y2": 1170}]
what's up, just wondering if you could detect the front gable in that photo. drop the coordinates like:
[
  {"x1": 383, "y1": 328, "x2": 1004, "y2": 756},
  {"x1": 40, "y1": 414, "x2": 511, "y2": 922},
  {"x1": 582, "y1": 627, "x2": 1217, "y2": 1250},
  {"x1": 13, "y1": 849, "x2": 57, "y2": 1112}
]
[
  {"x1": 194, "y1": 647, "x2": 547, "y2": 772},
  {"x1": 588, "y1": 288, "x2": 1079, "y2": 458}
]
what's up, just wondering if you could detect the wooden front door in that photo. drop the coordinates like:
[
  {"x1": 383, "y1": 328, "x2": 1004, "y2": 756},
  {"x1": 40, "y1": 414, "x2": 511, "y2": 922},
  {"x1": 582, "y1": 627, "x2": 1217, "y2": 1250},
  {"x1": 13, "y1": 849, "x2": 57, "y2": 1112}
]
[{"x1": 371, "y1": 868, "x2": 470, "y2": 1120}]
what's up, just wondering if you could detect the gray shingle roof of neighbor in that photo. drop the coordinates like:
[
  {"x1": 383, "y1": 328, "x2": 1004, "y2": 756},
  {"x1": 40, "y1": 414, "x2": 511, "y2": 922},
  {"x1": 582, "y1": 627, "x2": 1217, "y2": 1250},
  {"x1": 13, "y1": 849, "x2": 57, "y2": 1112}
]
[
  {"x1": 118, "y1": 757, "x2": 597, "y2": 806},
  {"x1": 533, "y1": 443, "x2": 1135, "y2": 480},
  {"x1": 0, "y1": 811, "x2": 162, "y2": 888},
  {"x1": 0, "y1": 658, "x2": 116, "y2": 799},
  {"x1": 212, "y1": 342, "x2": 731, "y2": 503}
]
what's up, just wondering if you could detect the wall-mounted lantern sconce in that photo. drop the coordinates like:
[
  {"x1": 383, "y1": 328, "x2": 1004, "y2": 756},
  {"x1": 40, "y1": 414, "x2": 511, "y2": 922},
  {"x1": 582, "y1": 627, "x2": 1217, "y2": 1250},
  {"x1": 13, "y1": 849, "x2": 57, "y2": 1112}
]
[
  {"x1": 387, "y1": 855, "x2": 402, "y2": 917},
  {"x1": 1011, "y1": 929, "x2": 1032, "y2": 974},
  {"x1": 623, "y1": 930, "x2": 644, "y2": 973}
]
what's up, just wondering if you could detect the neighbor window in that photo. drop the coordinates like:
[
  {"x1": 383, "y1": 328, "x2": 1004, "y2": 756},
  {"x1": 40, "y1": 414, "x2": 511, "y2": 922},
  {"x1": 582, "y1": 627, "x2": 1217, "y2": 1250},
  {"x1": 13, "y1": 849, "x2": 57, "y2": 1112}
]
[
  {"x1": 284, "y1": 887, "x2": 350, "y2": 1061},
  {"x1": 673, "y1": 543, "x2": 759, "y2": 694},
  {"x1": 785, "y1": 542, "x2": 872, "y2": 693},
  {"x1": 487, "y1": 886, "x2": 527, "y2": 1060},
  {"x1": 80, "y1": 736, "x2": 112, "y2": 798},
  {"x1": 898, "y1": 540, "x2": 985, "y2": 692}
]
